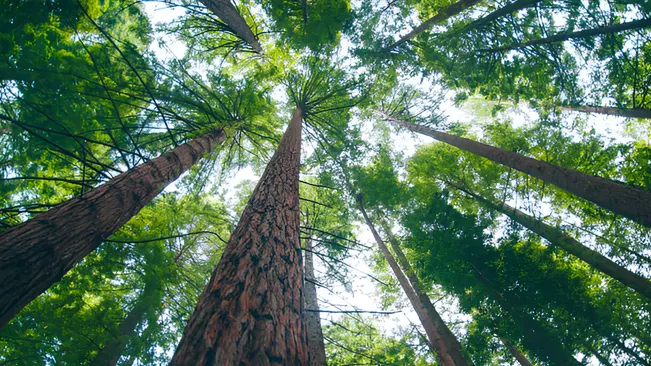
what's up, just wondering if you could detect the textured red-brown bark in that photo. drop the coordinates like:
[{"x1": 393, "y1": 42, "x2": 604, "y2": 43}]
[
  {"x1": 500, "y1": 338, "x2": 534, "y2": 366},
  {"x1": 356, "y1": 196, "x2": 461, "y2": 366},
  {"x1": 199, "y1": 0, "x2": 263, "y2": 53},
  {"x1": 0, "y1": 130, "x2": 225, "y2": 329},
  {"x1": 561, "y1": 105, "x2": 651, "y2": 119},
  {"x1": 389, "y1": 116, "x2": 651, "y2": 228},
  {"x1": 304, "y1": 238, "x2": 327, "y2": 366},
  {"x1": 170, "y1": 109, "x2": 307, "y2": 365},
  {"x1": 378, "y1": 217, "x2": 472, "y2": 366}
]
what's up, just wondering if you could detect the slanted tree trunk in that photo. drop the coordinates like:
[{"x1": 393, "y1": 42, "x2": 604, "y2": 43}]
[
  {"x1": 304, "y1": 238, "x2": 327, "y2": 366},
  {"x1": 561, "y1": 105, "x2": 651, "y2": 119},
  {"x1": 459, "y1": 0, "x2": 540, "y2": 34},
  {"x1": 386, "y1": 115, "x2": 651, "y2": 228},
  {"x1": 199, "y1": 0, "x2": 263, "y2": 53},
  {"x1": 356, "y1": 196, "x2": 464, "y2": 366},
  {"x1": 500, "y1": 338, "x2": 535, "y2": 366},
  {"x1": 384, "y1": 0, "x2": 482, "y2": 51},
  {"x1": 0, "y1": 130, "x2": 225, "y2": 329},
  {"x1": 471, "y1": 266, "x2": 581, "y2": 366},
  {"x1": 170, "y1": 109, "x2": 307, "y2": 365},
  {"x1": 609, "y1": 337, "x2": 651, "y2": 366},
  {"x1": 583, "y1": 343, "x2": 614, "y2": 366},
  {"x1": 450, "y1": 183, "x2": 651, "y2": 300},
  {"x1": 377, "y1": 216, "x2": 471, "y2": 366},
  {"x1": 480, "y1": 18, "x2": 651, "y2": 53}
]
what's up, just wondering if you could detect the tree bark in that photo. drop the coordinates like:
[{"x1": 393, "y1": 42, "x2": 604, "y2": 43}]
[
  {"x1": 304, "y1": 238, "x2": 327, "y2": 366},
  {"x1": 0, "y1": 130, "x2": 225, "y2": 329},
  {"x1": 377, "y1": 216, "x2": 472, "y2": 366},
  {"x1": 450, "y1": 183, "x2": 651, "y2": 300},
  {"x1": 170, "y1": 109, "x2": 307, "y2": 365},
  {"x1": 500, "y1": 338, "x2": 535, "y2": 366},
  {"x1": 199, "y1": 0, "x2": 263, "y2": 53},
  {"x1": 561, "y1": 105, "x2": 651, "y2": 119},
  {"x1": 384, "y1": 0, "x2": 482, "y2": 51},
  {"x1": 480, "y1": 18, "x2": 651, "y2": 53},
  {"x1": 356, "y1": 196, "x2": 463, "y2": 366},
  {"x1": 387, "y1": 116, "x2": 651, "y2": 228}
]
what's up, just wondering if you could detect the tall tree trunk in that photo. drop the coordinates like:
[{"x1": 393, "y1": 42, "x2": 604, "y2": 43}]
[
  {"x1": 471, "y1": 265, "x2": 581, "y2": 366},
  {"x1": 386, "y1": 115, "x2": 651, "y2": 228},
  {"x1": 583, "y1": 343, "x2": 614, "y2": 366},
  {"x1": 500, "y1": 338, "x2": 535, "y2": 366},
  {"x1": 561, "y1": 105, "x2": 651, "y2": 119},
  {"x1": 376, "y1": 216, "x2": 472, "y2": 366},
  {"x1": 460, "y1": 0, "x2": 541, "y2": 34},
  {"x1": 90, "y1": 285, "x2": 156, "y2": 366},
  {"x1": 356, "y1": 195, "x2": 465, "y2": 366},
  {"x1": 0, "y1": 130, "x2": 225, "y2": 329},
  {"x1": 199, "y1": 0, "x2": 263, "y2": 53},
  {"x1": 170, "y1": 109, "x2": 307, "y2": 365},
  {"x1": 384, "y1": 0, "x2": 482, "y2": 51},
  {"x1": 304, "y1": 238, "x2": 327, "y2": 366},
  {"x1": 480, "y1": 18, "x2": 651, "y2": 53},
  {"x1": 450, "y1": 183, "x2": 651, "y2": 300}
]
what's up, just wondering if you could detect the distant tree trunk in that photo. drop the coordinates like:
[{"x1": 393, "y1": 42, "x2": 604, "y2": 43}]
[
  {"x1": 583, "y1": 343, "x2": 614, "y2": 366},
  {"x1": 471, "y1": 266, "x2": 581, "y2": 366},
  {"x1": 386, "y1": 115, "x2": 651, "y2": 228},
  {"x1": 561, "y1": 105, "x2": 651, "y2": 119},
  {"x1": 609, "y1": 337, "x2": 651, "y2": 366},
  {"x1": 480, "y1": 18, "x2": 651, "y2": 53},
  {"x1": 384, "y1": 0, "x2": 482, "y2": 51},
  {"x1": 450, "y1": 183, "x2": 651, "y2": 300},
  {"x1": 500, "y1": 338, "x2": 535, "y2": 366},
  {"x1": 0, "y1": 130, "x2": 225, "y2": 329},
  {"x1": 90, "y1": 285, "x2": 156, "y2": 366},
  {"x1": 377, "y1": 216, "x2": 472, "y2": 366},
  {"x1": 356, "y1": 195, "x2": 465, "y2": 366},
  {"x1": 199, "y1": 0, "x2": 263, "y2": 53},
  {"x1": 170, "y1": 109, "x2": 307, "y2": 365},
  {"x1": 304, "y1": 238, "x2": 327, "y2": 366},
  {"x1": 460, "y1": 0, "x2": 541, "y2": 34}
]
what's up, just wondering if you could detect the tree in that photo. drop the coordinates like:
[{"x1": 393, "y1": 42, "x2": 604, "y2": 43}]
[
  {"x1": 198, "y1": 0, "x2": 263, "y2": 53},
  {"x1": 560, "y1": 105, "x2": 651, "y2": 119}
]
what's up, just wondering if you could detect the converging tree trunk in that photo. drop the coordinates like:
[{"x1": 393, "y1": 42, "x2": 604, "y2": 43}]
[
  {"x1": 199, "y1": 0, "x2": 263, "y2": 53},
  {"x1": 0, "y1": 130, "x2": 225, "y2": 329},
  {"x1": 450, "y1": 183, "x2": 651, "y2": 300},
  {"x1": 304, "y1": 238, "x2": 327, "y2": 366},
  {"x1": 384, "y1": 0, "x2": 482, "y2": 51},
  {"x1": 386, "y1": 116, "x2": 651, "y2": 228},
  {"x1": 377, "y1": 216, "x2": 472, "y2": 366},
  {"x1": 561, "y1": 105, "x2": 651, "y2": 119},
  {"x1": 480, "y1": 18, "x2": 651, "y2": 53},
  {"x1": 458, "y1": 0, "x2": 541, "y2": 35},
  {"x1": 170, "y1": 109, "x2": 307, "y2": 365},
  {"x1": 500, "y1": 338, "x2": 535, "y2": 366},
  {"x1": 356, "y1": 195, "x2": 467, "y2": 366}
]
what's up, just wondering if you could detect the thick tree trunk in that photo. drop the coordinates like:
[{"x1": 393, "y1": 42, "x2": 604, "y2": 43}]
[
  {"x1": 451, "y1": 184, "x2": 651, "y2": 300},
  {"x1": 387, "y1": 116, "x2": 651, "y2": 228},
  {"x1": 500, "y1": 338, "x2": 534, "y2": 366},
  {"x1": 471, "y1": 266, "x2": 581, "y2": 366},
  {"x1": 170, "y1": 109, "x2": 307, "y2": 365},
  {"x1": 304, "y1": 239, "x2": 327, "y2": 366},
  {"x1": 90, "y1": 285, "x2": 156, "y2": 366},
  {"x1": 561, "y1": 105, "x2": 651, "y2": 119},
  {"x1": 481, "y1": 18, "x2": 651, "y2": 53},
  {"x1": 356, "y1": 196, "x2": 463, "y2": 366},
  {"x1": 377, "y1": 217, "x2": 472, "y2": 366},
  {"x1": 199, "y1": 0, "x2": 263, "y2": 53},
  {"x1": 460, "y1": 0, "x2": 540, "y2": 34},
  {"x1": 0, "y1": 130, "x2": 225, "y2": 329},
  {"x1": 384, "y1": 0, "x2": 482, "y2": 51}
]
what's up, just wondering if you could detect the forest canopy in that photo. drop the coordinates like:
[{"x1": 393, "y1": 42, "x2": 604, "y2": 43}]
[{"x1": 0, "y1": 0, "x2": 650, "y2": 365}]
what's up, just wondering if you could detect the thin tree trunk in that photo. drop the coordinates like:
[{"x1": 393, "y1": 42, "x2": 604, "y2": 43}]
[
  {"x1": 356, "y1": 195, "x2": 462, "y2": 366},
  {"x1": 460, "y1": 0, "x2": 540, "y2": 34},
  {"x1": 377, "y1": 216, "x2": 472, "y2": 366},
  {"x1": 304, "y1": 238, "x2": 327, "y2": 366},
  {"x1": 0, "y1": 130, "x2": 225, "y2": 329},
  {"x1": 384, "y1": 0, "x2": 482, "y2": 51},
  {"x1": 90, "y1": 285, "x2": 155, "y2": 366},
  {"x1": 480, "y1": 18, "x2": 651, "y2": 53},
  {"x1": 386, "y1": 115, "x2": 651, "y2": 228},
  {"x1": 583, "y1": 343, "x2": 614, "y2": 366},
  {"x1": 450, "y1": 183, "x2": 651, "y2": 300},
  {"x1": 199, "y1": 0, "x2": 263, "y2": 53},
  {"x1": 500, "y1": 338, "x2": 535, "y2": 366},
  {"x1": 471, "y1": 266, "x2": 581, "y2": 366},
  {"x1": 170, "y1": 109, "x2": 307, "y2": 365},
  {"x1": 610, "y1": 337, "x2": 651, "y2": 366},
  {"x1": 561, "y1": 105, "x2": 651, "y2": 119}
]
